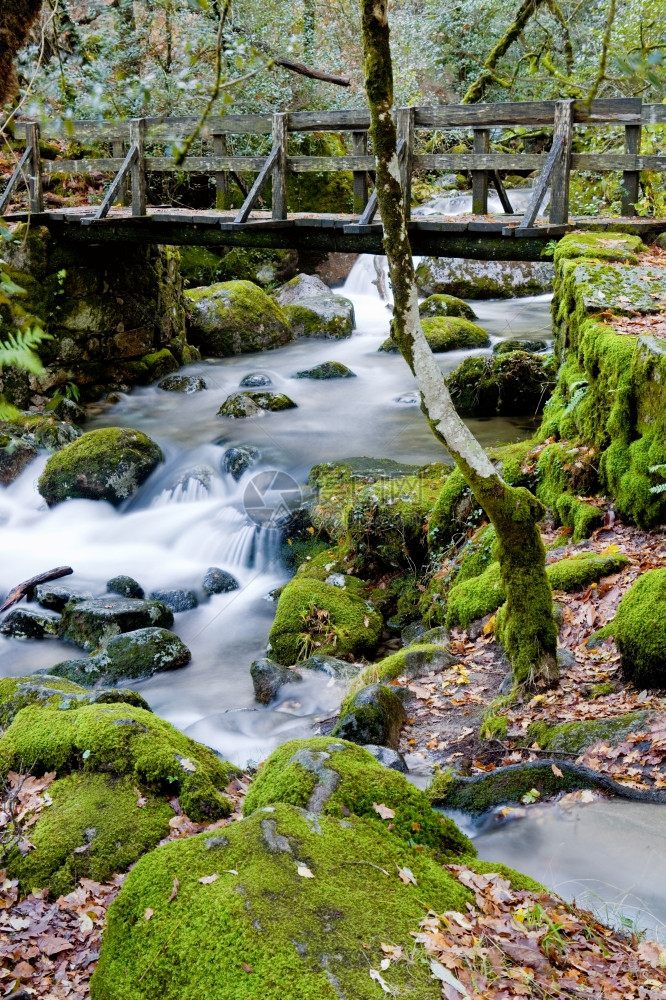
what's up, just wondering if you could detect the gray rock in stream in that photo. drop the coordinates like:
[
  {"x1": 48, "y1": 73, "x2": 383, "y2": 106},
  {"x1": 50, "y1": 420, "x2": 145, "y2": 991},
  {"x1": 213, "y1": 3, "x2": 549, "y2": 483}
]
[
  {"x1": 298, "y1": 654, "x2": 360, "y2": 680},
  {"x1": 202, "y1": 567, "x2": 239, "y2": 596},
  {"x1": 149, "y1": 589, "x2": 199, "y2": 613},
  {"x1": 251, "y1": 657, "x2": 302, "y2": 704},
  {"x1": 158, "y1": 374, "x2": 207, "y2": 393},
  {"x1": 58, "y1": 597, "x2": 174, "y2": 650},
  {"x1": 106, "y1": 575, "x2": 144, "y2": 599},
  {"x1": 332, "y1": 684, "x2": 406, "y2": 749},
  {"x1": 239, "y1": 373, "x2": 272, "y2": 388},
  {"x1": 49, "y1": 626, "x2": 191, "y2": 686},
  {"x1": 362, "y1": 745, "x2": 409, "y2": 773},
  {"x1": 0, "y1": 608, "x2": 60, "y2": 640},
  {"x1": 293, "y1": 361, "x2": 356, "y2": 380},
  {"x1": 35, "y1": 585, "x2": 93, "y2": 612},
  {"x1": 222, "y1": 445, "x2": 260, "y2": 480}
]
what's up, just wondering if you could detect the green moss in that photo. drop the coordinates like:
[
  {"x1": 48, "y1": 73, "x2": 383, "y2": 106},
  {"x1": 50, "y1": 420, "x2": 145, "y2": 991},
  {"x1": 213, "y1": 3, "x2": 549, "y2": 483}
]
[
  {"x1": 217, "y1": 390, "x2": 297, "y2": 417},
  {"x1": 331, "y1": 684, "x2": 406, "y2": 748},
  {"x1": 179, "y1": 246, "x2": 226, "y2": 287},
  {"x1": 243, "y1": 738, "x2": 473, "y2": 857},
  {"x1": 186, "y1": 280, "x2": 292, "y2": 357},
  {"x1": 10, "y1": 772, "x2": 173, "y2": 896},
  {"x1": 91, "y1": 803, "x2": 474, "y2": 1000},
  {"x1": 0, "y1": 702, "x2": 238, "y2": 822},
  {"x1": 446, "y1": 562, "x2": 505, "y2": 629},
  {"x1": 612, "y1": 567, "x2": 666, "y2": 687},
  {"x1": 418, "y1": 294, "x2": 477, "y2": 320},
  {"x1": 546, "y1": 552, "x2": 628, "y2": 592},
  {"x1": 431, "y1": 764, "x2": 603, "y2": 813},
  {"x1": 130, "y1": 348, "x2": 179, "y2": 385},
  {"x1": 426, "y1": 467, "x2": 472, "y2": 553},
  {"x1": 38, "y1": 427, "x2": 163, "y2": 505},
  {"x1": 446, "y1": 352, "x2": 555, "y2": 417},
  {"x1": 480, "y1": 713, "x2": 509, "y2": 740},
  {"x1": 0, "y1": 674, "x2": 149, "y2": 729},
  {"x1": 381, "y1": 316, "x2": 489, "y2": 353},
  {"x1": 268, "y1": 578, "x2": 383, "y2": 665},
  {"x1": 553, "y1": 231, "x2": 644, "y2": 266},
  {"x1": 214, "y1": 248, "x2": 295, "y2": 286},
  {"x1": 282, "y1": 301, "x2": 353, "y2": 340},
  {"x1": 526, "y1": 712, "x2": 649, "y2": 754}
]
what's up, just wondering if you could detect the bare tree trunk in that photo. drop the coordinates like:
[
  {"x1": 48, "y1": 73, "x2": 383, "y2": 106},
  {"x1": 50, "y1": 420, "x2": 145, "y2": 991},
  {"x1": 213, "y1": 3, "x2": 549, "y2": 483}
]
[{"x1": 359, "y1": 0, "x2": 558, "y2": 688}]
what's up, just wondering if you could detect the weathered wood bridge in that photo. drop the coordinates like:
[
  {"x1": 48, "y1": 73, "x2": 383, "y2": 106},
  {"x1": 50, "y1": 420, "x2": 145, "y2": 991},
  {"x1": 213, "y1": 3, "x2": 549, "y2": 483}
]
[{"x1": 3, "y1": 98, "x2": 666, "y2": 261}]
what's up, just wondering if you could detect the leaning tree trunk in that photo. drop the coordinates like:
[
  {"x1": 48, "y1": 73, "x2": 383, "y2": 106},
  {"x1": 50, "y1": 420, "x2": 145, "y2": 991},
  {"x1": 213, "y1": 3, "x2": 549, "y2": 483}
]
[{"x1": 360, "y1": 0, "x2": 558, "y2": 688}]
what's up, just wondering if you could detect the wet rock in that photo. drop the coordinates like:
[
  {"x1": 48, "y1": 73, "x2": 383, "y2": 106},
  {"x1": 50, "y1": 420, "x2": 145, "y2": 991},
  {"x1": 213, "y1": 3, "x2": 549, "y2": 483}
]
[
  {"x1": 419, "y1": 294, "x2": 477, "y2": 320},
  {"x1": 380, "y1": 316, "x2": 489, "y2": 353},
  {"x1": 401, "y1": 622, "x2": 426, "y2": 645},
  {"x1": 421, "y1": 626, "x2": 451, "y2": 647},
  {"x1": 49, "y1": 627, "x2": 192, "y2": 685},
  {"x1": 0, "y1": 608, "x2": 60, "y2": 640},
  {"x1": 185, "y1": 280, "x2": 292, "y2": 357},
  {"x1": 298, "y1": 654, "x2": 360, "y2": 679},
  {"x1": 218, "y1": 391, "x2": 297, "y2": 418},
  {"x1": 158, "y1": 374, "x2": 207, "y2": 393},
  {"x1": 149, "y1": 589, "x2": 199, "y2": 613},
  {"x1": 493, "y1": 338, "x2": 548, "y2": 355},
  {"x1": 274, "y1": 273, "x2": 331, "y2": 305},
  {"x1": 106, "y1": 575, "x2": 144, "y2": 599},
  {"x1": 293, "y1": 361, "x2": 356, "y2": 380},
  {"x1": 332, "y1": 684, "x2": 406, "y2": 748},
  {"x1": 202, "y1": 567, "x2": 239, "y2": 596},
  {"x1": 250, "y1": 657, "x2": 301, "y2": 704},
  {"x1": 38, "y1": 427, "x2": 163, "y2": 506},
  {"x1": 239, "y1": 373, "x2": 272, "y2": 388},
  {"x1": 282, "y1": 297, "x2": 355, "y2": 339},
  {"x1": 362, "y1": 744, "x2": 409, "y2": 773},
  {"x1": 221, "y1": 445, "x2": 260, "y2": 480},
  {"x1": 0, "y1": 435, "x2": 38, "y2": 485},
  {"x1": 446, "y1": 352, "x2": 556, "y2": 417},
  {"x1": 58, "y1": 597, "x2": 174, "y2": 650},
  {"x1": 416, "y1": 257, "x2": 554, "y2": 299},
  {"x1": 35, "y1": 585, "x2": 93, "y2": 612},
  {"x1": 50, "y1": 396, "x2": 86, "y2": 424}
]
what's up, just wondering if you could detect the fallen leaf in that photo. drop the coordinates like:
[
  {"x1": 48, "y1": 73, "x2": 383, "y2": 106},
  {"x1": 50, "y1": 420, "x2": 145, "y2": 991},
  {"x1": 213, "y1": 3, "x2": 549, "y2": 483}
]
[
  {"x1": 144, "y1": 908, "x2": 154, "y2": 920},
  {"x1": 178, "y1": 757, "x2": 197, "y2": 772},
  {"x1": 369, "y1": 968, "x2": 391, "y2": 993},
  {"x1": 168, "y1": 876, "x2": 180, "y2": 902},
  {"x1": 638, "y1": 939, "x2": 666, "y2": 967},
  {"x1": 551, "y1": 764, "x2": 563, "y2": 778},
  {"x1": 430, "y1": 961, "x2": 469, "y2": 996},
  {"x1": 198, "y1": 873, "x2": 219, "y2": 884},
  {"x1": 372, "y1": 802, "x2": 395, "y2": 820},
  {"x1": 297, "y1": 865, "x2": 315, "y2": 879},
  {"x1": 397, "y1": 866, "x2": 416, "y2": 885},
  {"x1": 38, "y1": 935, "x2": 74, "y2": 956},
  {"x1": 242, "y1": 962, "x2": 254, "y2": 973}
]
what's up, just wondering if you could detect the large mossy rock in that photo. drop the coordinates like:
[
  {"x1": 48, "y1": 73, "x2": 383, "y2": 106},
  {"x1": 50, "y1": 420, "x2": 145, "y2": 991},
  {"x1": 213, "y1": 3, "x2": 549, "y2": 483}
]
[
  {"x1": 276, "y1": 273, "x2": 356, "y2": 339},
  {"x1": 527, "y1": 711, "x2": 652, "y2": 754},
  {"x1": 446, "y1": 351, "x2": 556, "y2": 417},
  {"x1": 332, "y1": 684, "x2": 406, "y2": 748},
  {"x1": 419, "y1": 293, "x2": 477, "y2": 319},
  {"x1": 0, "y1": 607, "x2": 60, "y2": 639},
  {"x1": 268, "y1": 578, "x2": 382, "y2": 665},
  {"x1": 612, "y1": 568, "x2": 666, "y2": 687},
  {"x1": 243, "y1": 738, "x2": 472, "y2": 857},
  {"x1": 185, "y1": 280, "x2": 292, "y2": 357},
  {"x1": 38, "y1": 427, "x2": 163, "y2": 505},
  {"x1": 58, "y1": 597, "x2": 174, "y2": 650},
  {"x1": 380, "y1": 316, "x2": 489, "y2": 353},
  {"x1": 90, "y1": 803, "x2": 478, "y2": 1000},
  {"x1": 0, "y1": 674, "x2": 149, "y2": 730},
  {"x1": 217, "y1": 390, "x2": 296, "y2": 418},
  {"x1": 49, "y1": 627, "x2": 191, "y2": 686},
  {"x1": 415, "y1": 256, "x2": 553, "y2": 298}
]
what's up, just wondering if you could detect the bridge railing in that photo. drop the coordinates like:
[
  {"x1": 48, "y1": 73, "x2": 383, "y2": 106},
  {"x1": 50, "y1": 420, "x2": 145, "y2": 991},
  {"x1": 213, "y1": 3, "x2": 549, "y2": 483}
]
[{"x1": 4, "y1": 98, "x2": 666, "y2": 230}]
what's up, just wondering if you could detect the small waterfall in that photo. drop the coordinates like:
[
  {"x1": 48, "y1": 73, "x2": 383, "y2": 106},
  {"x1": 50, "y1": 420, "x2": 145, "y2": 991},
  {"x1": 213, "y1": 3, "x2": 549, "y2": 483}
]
[
  {"x1": 151, "y1": 475, "x2": 211, "y2": 506},
  {"x1": 413, "y1": 186, "x2": 547, "y2": 218}
]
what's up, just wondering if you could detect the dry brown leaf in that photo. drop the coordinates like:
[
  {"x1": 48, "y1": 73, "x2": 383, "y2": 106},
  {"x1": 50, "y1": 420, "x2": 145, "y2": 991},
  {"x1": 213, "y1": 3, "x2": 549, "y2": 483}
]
[{"x1": 372, "y1": 802, "x2": 395, "y2": 820}]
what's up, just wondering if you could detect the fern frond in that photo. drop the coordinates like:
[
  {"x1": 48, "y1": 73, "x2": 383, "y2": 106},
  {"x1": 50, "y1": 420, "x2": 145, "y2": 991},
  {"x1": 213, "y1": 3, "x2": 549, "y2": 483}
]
[
  {"x1": 649, "y1": 482, "x2": 666, "y2": 495},
  {"x1": 649, "y1": 463, "x2": 666, "y2": 475},
  {"x1": 564, "y1": 384, "x2": 589, "y2": 415},
  {"x1": 0, "y1": 326, "x2": 52, "y2": 375},
  {"x1": 0, "y1": 398, "x2": 21, "y2": 422}
]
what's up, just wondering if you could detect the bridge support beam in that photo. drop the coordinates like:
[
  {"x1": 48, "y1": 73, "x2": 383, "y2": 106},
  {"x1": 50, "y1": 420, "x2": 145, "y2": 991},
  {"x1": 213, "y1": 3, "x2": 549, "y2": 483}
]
[{"x1": 129, "y1": 118, "x2": 147, "y2": 216}]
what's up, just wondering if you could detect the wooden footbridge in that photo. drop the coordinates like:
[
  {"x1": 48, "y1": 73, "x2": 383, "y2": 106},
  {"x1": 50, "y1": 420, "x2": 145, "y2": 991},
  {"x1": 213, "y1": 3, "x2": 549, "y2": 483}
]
[{"x1": 3, "y1": 98, "x2": 666, "y2": 260}]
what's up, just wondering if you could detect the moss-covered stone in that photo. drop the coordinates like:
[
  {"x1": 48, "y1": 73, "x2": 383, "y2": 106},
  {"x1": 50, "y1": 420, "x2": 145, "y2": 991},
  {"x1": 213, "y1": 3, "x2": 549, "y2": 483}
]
[
  {"x1": 186, "y1": 280, "x2": 292, "y2": 357},
  {"x1": 380, "y1": 316, "x2": 489, "y2": 353},
  {"x1": 353, "y1": 644, "x2": 457, "y2": 691},
  {"x1": 38, "y1": 427, "x2": 163, "y2": 505},
  {"x1": 0, "y1": 607, "x2": 60, "y2": 639},
  {"x1": 332, "y1": 684, "x2": 406, "y2": 748},
  {"x1": 546, "y1": 551, "x2": 628, "y2": 592},
  {"x1": 416, "y1": 257, "x2": 553, "y2": 299},
  {"x1": 267, "y1": 578, "x2": 382, "y2": 665},
  {"x1": 293, "y1": 361, "x2": 356, "y2": 379},
  {"x1": 536, "y1": 440, "x2": 603, "y2": 541},
  {"x1": 429, "y1": 762, "x2": 604, "y2": 813},
  {"x1": 419, "y1": 294, "x2": 477, "y2": 320},
  {"x1": 0, "y1": 674, "x2": 149, "y2": 730},
  {"x1": 107, "y1": 575, "x2": 144, "y2": 599},
  {"x1": 493, "y1": 338, "x2": 547, "y2": 355},
  {"x1": 49, "y1": 627, "x2": 191, "y2": 686},
  {"x1": 58, "y1": 597, "x2": 174, "y2": 650},
  {"x1": 0, "y1": 702, "x2": 237, "y2": 822},
  {"x1": 526, "y1": 711, "x2": 650, "y2": 754},
  {"x1": 446, "y1": 351, "x2": 555, "y2": 417},
  {"x1": 611, "y1": 568, "x2": 666, "y2": 687},
  {"x1": 283, "y1": 297, "x2": 355, "y2": 340},
  {"x1": 553, "y1": 232, "x2": 643, "y2": 266},
  {"x1": 244, "y1": 738, "x2": 472, "y2": 858},
  {"x1": 158, "y1": 373, "x2": 207, "y2": 393},
  {"x1": 217, "y1": 390, "x2": 297, "y2": 417},
  {"x1": 91, "y1": 802, "x2": 474, "y2": 1000}
]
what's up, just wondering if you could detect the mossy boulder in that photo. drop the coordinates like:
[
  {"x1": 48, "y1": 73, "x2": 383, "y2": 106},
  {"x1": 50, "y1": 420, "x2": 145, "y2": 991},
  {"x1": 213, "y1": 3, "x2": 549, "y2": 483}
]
[
  {"x1": 429, "y1": 761, "x2": 605, "y2": 813},
  {"x1": 612, "y1": 568, "x2": 666, "y2": 687},
  {"x1": 244, "y1": 738, "x2": 473, "y2": 858},
  {"x1": 0, "y1": 701, "x2": 238, "y2": 823},
  {"x1": 415, "y1": 257, "x2": 553, "y2": 299},
  {"x1": 250, "y1": 657, "x2": 302, "y2": 704},
  {"x1": 185, "y1": 280, "x2": 292, "y2": 357},
  {"x1": 58, "y1": 597, "x2": 174, "y2": 650},
  {"x1": 553, "y1": 232, "x2": 643, "y2": 266},
  {"x1": 332, "y1": 684, "x2": 406, "y2": 748},
  {"x1": 91, "y1": 802, "x2": 478, "y2": 1000},
  {"x1": 446, "y1": 351, "x2": 556, "y2": 417},
  {"x1": 360, "y1": 643, "x2": 457, "y2": 686},
  {"x1": 267, "y1": 578, "x2": 382, "y2": 665},
  {"x1": 293, "y1": 361, "x2": 356, "y2": 379},
  {"x1": 218, "y1": 390, "x2": 297, "y2": 417},
  {"x1": 419, "y1": 293, "x2": 477, "y2": 319},
  {"x1": 536, "y1": 441, "x2": 604, "y2": 542},
  {"x1": 493, "y1": 338, "x2": 547, "y2": 355},
  {"x1": 526, "y1": 711, "x2": 651, "y2": 754},
  {"x1": 0, "y1": 607, "x2": 60, "y2": 639},
  {"x1": 546, "y1": 551, "x2": 628, "y2": 592},
  {"x1": 283, "y1": 299, "x2": 355, "y2": 340},
  {"x1": 107, "y1": 575, "x2": 144, "y2": 599},
  {"x1": 158, "y1": 374, "x2": 207, "y2": 393},
  {"x1": 49, "y1": 627, "x2": 191, "y2": 686},
  {"x1": 38, "y1": 428, "x2": 163, "y2": 506},
  {"x1": 0, "y1": 674, "x2": 149, "y2": 730},
  {"x1": 0, "y1": 434, "x2": 38, "y2": 485},
  {"x1": 380, "y1": 316, "x2": 489, "y2": 353}
]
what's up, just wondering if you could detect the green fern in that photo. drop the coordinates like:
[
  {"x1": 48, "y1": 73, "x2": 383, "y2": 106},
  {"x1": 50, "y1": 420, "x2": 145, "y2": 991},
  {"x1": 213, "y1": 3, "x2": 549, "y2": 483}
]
[
  {"x1": 563, "y1": 380, "x2": 589, "y2": 415},
  {"x1": 0, "y1": 327, "x2": 52, "y2": 375}
]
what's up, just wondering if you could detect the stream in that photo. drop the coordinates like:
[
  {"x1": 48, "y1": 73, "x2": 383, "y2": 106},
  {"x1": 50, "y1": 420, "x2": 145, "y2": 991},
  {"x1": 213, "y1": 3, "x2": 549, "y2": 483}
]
[{"x1": 1, "y1": 188, "x2": 664, "y2": 940}]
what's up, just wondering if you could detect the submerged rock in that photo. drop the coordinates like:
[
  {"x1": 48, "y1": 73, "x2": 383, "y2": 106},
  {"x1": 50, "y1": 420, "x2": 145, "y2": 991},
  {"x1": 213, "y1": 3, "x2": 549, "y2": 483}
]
[
  {"x1": 446, "y1": 352, "x2": 556, "y2": 417},
  {"x1": 217, "y1": 391, "x2": 297, "y2": 418},
  {"x1": 185, "y1": 280, "x2": 292, "y2": 357},
  {"x1": 202, "y1": 567, "x2": 239, "y2": 596},
  {"x1": 35, "y1": 585, "x2": 93, "y2": 612},
  {"x1": 419, "y1": 293, "x2": 477, "y2": 320},
  {"x1": 106, "y1": 575, "x2": 144, "y2": 599},
  {"x1": 250, "y1": 657, "x2": 301, "y2": 704},
  {"x1": 332, "y1": 683, "x2": 406, "y2": 748},
  {"x1": 0, "y1": 607, "x2": 60, "y2": 640},
  {"x1": 38, "y1": 427, "x2": 163, "y2": 506},
  {"x1": 149, "y1": 589, "x2": 199, "y2": 613},
  {"x1": 221, "y1": 445, "x2": 259, "y2": 480},
  {"x1": 293, "y1": 361, "x2": 356, "y2": 380},
  {"x1": 416, "y1": 256, "x2": 553, "y2": 299},
  {"x1": 58, "y1": 597, "x2": 174, "y2": 650},
  {"x1": 49, "y1": 626, "x2": 192, "y2": 685},
  {"x1": 298, "y1": 654, "x2": 360, "y2": 679},
  {"x1": 158, "y1": 374, "x2": 207, "y2": 393},
  {"x1": 239, "y1": 372, "x2": 272, "y2": 388},
  {"x1": 493, "y1": 338, "x2": 548, "y2": 355}
]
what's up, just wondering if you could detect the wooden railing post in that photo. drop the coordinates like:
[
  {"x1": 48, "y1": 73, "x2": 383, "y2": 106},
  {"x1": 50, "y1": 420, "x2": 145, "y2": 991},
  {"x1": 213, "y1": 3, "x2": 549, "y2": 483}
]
[
  {"x1": 352, "y1": 131, "x2": 368, "y2": 214},
  {"x1": 622, "y1": 120, "x2": 642, "y2": 216},
  {"x1": 396, "y1": 107, "x2": 415, "y2": 221},
  {"x1": 112, "y1": 138, "x2": 130, "y2": 206},
  {"x1": 213, "y1": 132, "x2": 230, "y2": 209},
  {"x1": 471, "y1": 128, "x2": 489, "y2": 215},
  {"x1": 129, "y1": 118, "x2": 147, "y2": 216},
  {"x1": 549, "y1": 99, "x2": 574, "y2": 225},
  {"x1": 272, "y1": 112, "x2": 288, "y2": 221},
  {"x1": 25, "y1": 123, "x2": 43, "y2": 213}
]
